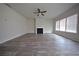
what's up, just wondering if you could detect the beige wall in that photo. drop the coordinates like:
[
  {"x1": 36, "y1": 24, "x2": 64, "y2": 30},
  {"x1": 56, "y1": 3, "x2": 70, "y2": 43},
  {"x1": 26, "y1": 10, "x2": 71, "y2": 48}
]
[
  {"x1": 53, "y1": 4, "x2": 79, "y2": 42},
  {"x1": 0, "y1": 4, "x2": 34, "y2": 44}
]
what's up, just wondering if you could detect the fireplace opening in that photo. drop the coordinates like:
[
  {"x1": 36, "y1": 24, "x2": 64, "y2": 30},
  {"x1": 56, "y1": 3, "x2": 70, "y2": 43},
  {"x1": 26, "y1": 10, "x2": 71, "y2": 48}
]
[{"x1": 37, "y1": 28, "x2": 43, "y2": 34}]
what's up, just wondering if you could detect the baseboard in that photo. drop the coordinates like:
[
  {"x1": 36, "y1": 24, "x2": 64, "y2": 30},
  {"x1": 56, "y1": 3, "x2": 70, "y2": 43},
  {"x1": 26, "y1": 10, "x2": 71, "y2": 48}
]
[
  {"x1": 0, "y1": 33, "x2": 27, "y2": 44},
  {"x1": 0, "y1": 33, "x2": 54, "y2": 44},
  {"x1": 54, "y1": 33, "x2": 79, "y2": 43}
]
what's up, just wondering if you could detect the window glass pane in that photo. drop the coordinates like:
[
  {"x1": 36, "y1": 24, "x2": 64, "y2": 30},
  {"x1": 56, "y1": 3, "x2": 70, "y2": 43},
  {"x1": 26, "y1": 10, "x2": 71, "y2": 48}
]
[
  {"x1": 60, "y1": 18, "x2": 66, "y2": 31},
  {"x1": 56, "y1": 20, "x2": 60, "y2": 31},
  {"x1": 66, "y1": 14, "x2": 77, "y2": 33}
]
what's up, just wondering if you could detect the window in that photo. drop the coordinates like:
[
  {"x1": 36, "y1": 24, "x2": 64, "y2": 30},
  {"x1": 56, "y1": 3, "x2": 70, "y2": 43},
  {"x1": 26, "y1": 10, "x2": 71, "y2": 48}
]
[
  {"x1": 60, "y1": 18, "x2": 66, "y2": 31},
  {"x1": 56, "y1": 20, "x2": 60, "y2": 31},
  {"x1": 55, "y1": 14, "x2": 78, "y2": 33},
  {"x1": 66, "y1": 14, "x2": 77, "y2": 33}
]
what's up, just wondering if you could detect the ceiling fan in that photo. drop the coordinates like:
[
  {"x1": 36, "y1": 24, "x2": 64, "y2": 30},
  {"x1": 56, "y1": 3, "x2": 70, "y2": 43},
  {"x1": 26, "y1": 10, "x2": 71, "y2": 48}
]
[{"x1": 33, "y1": 8, "x2": 47, "y2": 16}]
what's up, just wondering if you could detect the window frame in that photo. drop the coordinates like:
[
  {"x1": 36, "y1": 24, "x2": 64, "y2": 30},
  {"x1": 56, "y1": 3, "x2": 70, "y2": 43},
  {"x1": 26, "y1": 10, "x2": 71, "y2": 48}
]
[
  {"x1": 66, "y1": 14, "x2": 78, "y2": 33},
  {"x1": 56, "y1": 20, "x2": 60, "y2": 31},
  {"x1": 60, "y1": 18, "x2": 66, "y2": 32},
  {"x1": 55, "y1": 13, "x2": 78, "y2": 34}
]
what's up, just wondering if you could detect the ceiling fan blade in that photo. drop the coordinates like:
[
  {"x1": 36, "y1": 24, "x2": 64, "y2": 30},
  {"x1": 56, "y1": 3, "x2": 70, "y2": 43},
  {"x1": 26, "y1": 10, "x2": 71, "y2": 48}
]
[
  {"x1": 33, "y1": 8, "x2": 47, "y2": 16},
  {"x1": 37, "y1": 8, "x2": 40, "y2": 13},
  {"x1": 41, "y1": 11, "x2": 47, "y2": 13},
  {"x1": 37, "y1": 14, "x2": 39, "y2": 16},
  {"x1": 41, "y1": 13, "x2": 44, "y2": 16}
]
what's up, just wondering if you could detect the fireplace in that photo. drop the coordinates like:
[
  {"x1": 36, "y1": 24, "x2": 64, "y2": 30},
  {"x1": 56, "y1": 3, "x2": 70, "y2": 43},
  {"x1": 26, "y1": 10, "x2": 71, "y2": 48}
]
[{"x1": 37, "y1": 28, "x2": 43, "y2": 34}]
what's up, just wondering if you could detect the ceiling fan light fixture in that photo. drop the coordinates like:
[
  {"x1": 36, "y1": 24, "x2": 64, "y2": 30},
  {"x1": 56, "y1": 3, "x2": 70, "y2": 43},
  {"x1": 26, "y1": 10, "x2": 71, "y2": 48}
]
[{"x1": 33, "y1": 8, "x2": 47, "y2": 16}]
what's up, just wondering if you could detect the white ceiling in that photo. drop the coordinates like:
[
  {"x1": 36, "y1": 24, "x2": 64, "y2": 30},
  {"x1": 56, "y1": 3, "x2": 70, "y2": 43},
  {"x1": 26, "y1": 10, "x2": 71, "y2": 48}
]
[{"x1": 8, "y1": 3, "x2": 76, "y2": 19}]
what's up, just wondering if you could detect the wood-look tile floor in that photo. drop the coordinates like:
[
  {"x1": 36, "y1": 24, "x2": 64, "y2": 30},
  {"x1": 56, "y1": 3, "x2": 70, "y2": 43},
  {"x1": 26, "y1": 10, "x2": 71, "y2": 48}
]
[{"x1": 0, "y1": 33, "x2": 79, "y2": 56}]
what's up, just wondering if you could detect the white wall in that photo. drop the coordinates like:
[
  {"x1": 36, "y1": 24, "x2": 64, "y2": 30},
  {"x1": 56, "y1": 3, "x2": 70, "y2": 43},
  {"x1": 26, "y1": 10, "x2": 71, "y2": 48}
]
[
  {"x1": 25, "y1": 18, "x2": 34, "y2": 33},
  {"x1": 36, "y1": 18, "x2": 53, "y2": 33},
  {"x1": 0, "y1": 4, "x2": 34, "y2": 44}
]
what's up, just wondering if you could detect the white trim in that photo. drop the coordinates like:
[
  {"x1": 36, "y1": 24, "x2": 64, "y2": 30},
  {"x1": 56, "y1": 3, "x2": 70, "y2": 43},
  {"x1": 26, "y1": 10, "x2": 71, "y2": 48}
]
[{"x1": 0, "y1": 33, "x2": 27, "y2": 44}]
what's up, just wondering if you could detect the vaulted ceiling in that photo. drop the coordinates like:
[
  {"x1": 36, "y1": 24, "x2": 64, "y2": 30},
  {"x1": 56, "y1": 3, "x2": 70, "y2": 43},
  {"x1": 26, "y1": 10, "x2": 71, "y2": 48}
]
[{"x1": 7, "y1": 3, "x2": 76, "y2": 19}]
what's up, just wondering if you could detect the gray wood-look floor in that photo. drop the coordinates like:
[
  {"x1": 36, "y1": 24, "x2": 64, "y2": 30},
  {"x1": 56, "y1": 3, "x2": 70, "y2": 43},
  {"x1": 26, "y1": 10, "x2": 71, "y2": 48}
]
[{"x1": 0, "y1": 33, "x2": 79, "y2": 56}]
